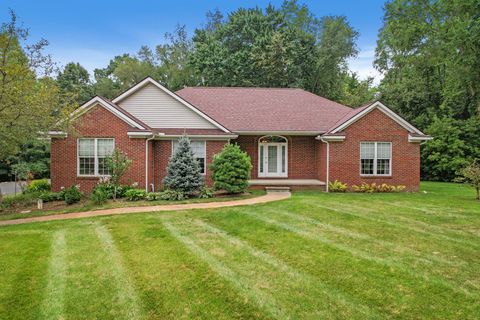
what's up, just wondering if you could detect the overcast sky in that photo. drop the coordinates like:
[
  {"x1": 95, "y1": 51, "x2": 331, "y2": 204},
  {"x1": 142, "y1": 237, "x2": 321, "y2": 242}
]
[{"x1": 0, "y1": 0, "x2": 385, "y2": 83}]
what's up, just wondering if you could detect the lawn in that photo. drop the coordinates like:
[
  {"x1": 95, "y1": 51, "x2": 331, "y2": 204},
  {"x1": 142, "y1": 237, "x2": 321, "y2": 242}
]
[{"x1": 0, "y1": 182, "x2": 478, "y2": 319}]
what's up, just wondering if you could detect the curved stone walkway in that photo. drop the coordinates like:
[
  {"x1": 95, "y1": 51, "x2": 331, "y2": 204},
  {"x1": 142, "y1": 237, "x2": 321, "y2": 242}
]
[{"x1": 0, "y1": 191, "x2": 291, "y2": 227}]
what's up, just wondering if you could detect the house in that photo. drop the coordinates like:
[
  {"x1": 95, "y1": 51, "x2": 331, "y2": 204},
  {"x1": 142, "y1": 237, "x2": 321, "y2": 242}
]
[{"x1": 49, "y1": 77, "x2": 431, "y2": 192}]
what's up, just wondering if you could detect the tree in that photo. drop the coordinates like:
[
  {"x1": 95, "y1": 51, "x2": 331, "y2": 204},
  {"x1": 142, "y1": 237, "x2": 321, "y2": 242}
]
[
  {"x1": 0, "y1": 10, "x2": 71, "y2": 159},
  {"x1": 105, "y1": 148, "x2": 132, "y2": 199},
  {"x1": 57, "y1": 62, "x2": 93, "y2": 104},
  {"x1": 163, "y1": 136, "x2": 203, "y2": 194},
  {"x1": 210, "y1": 143, "x2": 252, "y2": 194},
  {"x1": 460, "y1": 160, "x2": 480, "y2": 200}
]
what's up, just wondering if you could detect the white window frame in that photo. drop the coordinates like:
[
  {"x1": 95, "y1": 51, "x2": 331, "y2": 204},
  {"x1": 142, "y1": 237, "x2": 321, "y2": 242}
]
[
  {"x1": 359, "y1": 141, "x2": 392, "y2": 176},
  {"x1": 171, "y1": 140, "x2": 207, "y2": 175},
  {"x1": 77, "y1": 138, "x2": 115, "y2": 177},
  {"x1": 258, "y1": 136, "x2": 288, "y2": 178}
]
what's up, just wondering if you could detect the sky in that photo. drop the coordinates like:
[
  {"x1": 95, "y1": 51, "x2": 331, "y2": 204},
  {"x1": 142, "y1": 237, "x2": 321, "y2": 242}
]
[{"x1": 0, "y1": 0, "x2": 385, "y2": 83}]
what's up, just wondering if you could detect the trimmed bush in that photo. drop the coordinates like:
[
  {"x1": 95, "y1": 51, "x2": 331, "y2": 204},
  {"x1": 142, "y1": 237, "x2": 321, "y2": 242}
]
[
  {"x1": 125, "y1": 189, "x2": 147, "y2": 201},
  {"x1": 90, "y1": 189, "x2": 109, "y2": 205},
  {"x1": 39, "y1": 191, "x2": 64, "y2": 202},
  {"x1": 210, "y1": 143, "x2": 252, "y2": 194},
  {"x1": 328, "y1": 180, "x2": 348, "y2": 192},
  {"x1": 26, "y1": 179, "x2": 50, "y2": 193},
  {"x1": 63, "y1": 186, "x2": 83, "y2": 204},
  {"x1": 163, "y1": 135, "x2": 203, "y2": 194},
  {"x1": 352, "y1": 183, "x2": 406, "y2": 193},
  {"x1": 145, "y1": 192, "x2": 161, "y2": 201},
  {"x1": 159, "y1": 189, "x2": 186, "y2": 201},
  {"x1": 198, "y1": 187, "x2": 214, "y2": 199}
]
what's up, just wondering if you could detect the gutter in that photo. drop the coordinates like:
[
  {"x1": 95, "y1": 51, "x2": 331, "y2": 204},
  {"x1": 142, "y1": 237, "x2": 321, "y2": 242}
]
[
  {"x1": 320, "y1": 138, "x2": 330, "y2": 193},
  {"x1": 145, "y1": 134, "x2": 157, "y2": 192}
]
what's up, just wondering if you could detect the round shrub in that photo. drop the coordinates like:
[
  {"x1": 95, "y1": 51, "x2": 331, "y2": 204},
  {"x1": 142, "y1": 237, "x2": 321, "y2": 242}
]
[
  {"x1": 125, "y1": 189, "x2": 147, "y2": 201},
  {"x1": 159, "y1": 189, "x2": 186, "y2": 201},
  {"x1": 26, "y1": 179, "x2": 50, "y2": 193},
  {"x1": 63, "y1": 186, "x2": 83, "y2": 205},
  {"x1": 90, "y1": 189, "x2": 109, "y2": 205},
  {"x1": 210, "y1": 143, "x2": 252, "y2": 194}
]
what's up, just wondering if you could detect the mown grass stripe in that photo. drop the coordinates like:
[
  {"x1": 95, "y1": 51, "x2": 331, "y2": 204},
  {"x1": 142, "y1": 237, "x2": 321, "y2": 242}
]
[
  {"x1": 244, "y1": 211, "x2": 474, "y2": 296},
  {"x1": 94, "y1": 223, "x2": 142, "y2": 320},
  {"x1": 41, "y1": 230, "x2": 67, "y2": 320},
  {"x1": 276, "y1": 210, "x2": 460, "y2": 266},
  {"x1": 162, "y1": 217, "x2": 291, "y2": 320},
  {"x1": 194, "y1": 218, "x2": 381, "y2": 319}
]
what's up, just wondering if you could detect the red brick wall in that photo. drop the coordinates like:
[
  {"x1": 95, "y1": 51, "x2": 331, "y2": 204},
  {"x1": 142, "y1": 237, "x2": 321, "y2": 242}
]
[
  {"x1": 234, "y1": 135, "x2": 318, "y2": 179},
  {"x1": 328, "y1": 108, "x2": 420, "y2": 191},
  {"x1": 51, "y1": 104, "x2": 146, "y2": 192}
]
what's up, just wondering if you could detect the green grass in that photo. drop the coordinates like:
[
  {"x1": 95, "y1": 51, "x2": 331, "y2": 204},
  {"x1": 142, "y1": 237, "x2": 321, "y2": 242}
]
[
  {"x1": 0, "y1": 181, "x2": 479, "y2": 319},
  {"x1": 0, "y1": 190, "x2": 265, "y2": 221}
]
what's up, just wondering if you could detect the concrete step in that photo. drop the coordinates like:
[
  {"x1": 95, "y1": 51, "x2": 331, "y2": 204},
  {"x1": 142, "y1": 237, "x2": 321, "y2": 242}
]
[{"x1": 265, "y1": 186, "x2": 291, "y2": 192}]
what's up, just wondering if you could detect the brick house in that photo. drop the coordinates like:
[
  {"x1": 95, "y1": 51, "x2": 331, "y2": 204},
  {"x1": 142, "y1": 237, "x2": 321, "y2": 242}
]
[{"x1": 49, "y1": 77, "x2": 431, "y2": 192}]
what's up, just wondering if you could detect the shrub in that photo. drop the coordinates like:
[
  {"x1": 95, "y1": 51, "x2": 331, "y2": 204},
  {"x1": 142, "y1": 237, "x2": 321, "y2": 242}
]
[
  {"x1": 0, "y1": 192, "x2": 40, "y2": 211},
  {"x1": 105, "y1": 149, "x2": 132, "y2": 199},
  {"x1": 39, "y1": 191, "x2": 64, "y2": 202},
  {"x1": 163, "y1": 135, "x2": 203, "y2": 194},
  {"x1": 352, "y1": 183, "x2": 406, "y2": 193},
  {"x1": 145, "y1": 192, "x2": 161, "y2": 201},
  {"x1": 459, "y1": 160, "x2": 480, "y2": 200},
  {"x1": 158, "y1": 189, "x2": 186, "y2": 201},
  {"x1": 328, "y1": 180, "x2": 347, "y2": 192},
  {"x1": 26, "y1": 179, "x2": 50, "y2": 193},
  {"x1": 210, "y1": 143, "x2": 252, "y2": 194},
  {"x1": 90, "y1": 189, "x2": 109, "y2": 205},
  {"x1": 63, "y1": 185, "x2": 83, "y2": 205},
  {"x1": 198, "y1": 187, "x2": 214, "y2": 199},
  {"x1": 125, "y1": 189, "x2": 147, "y2": 201}
]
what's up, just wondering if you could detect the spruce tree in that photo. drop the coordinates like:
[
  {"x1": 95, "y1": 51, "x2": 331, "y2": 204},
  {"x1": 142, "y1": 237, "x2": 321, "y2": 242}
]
[{"x1": 163, "y1": 135, "x2": 203, "y2": 194}]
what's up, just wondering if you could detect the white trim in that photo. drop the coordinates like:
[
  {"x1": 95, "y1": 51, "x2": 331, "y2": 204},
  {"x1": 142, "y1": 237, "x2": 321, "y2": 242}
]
[
  {"x1": 77, "y1": 138, "x2": 115, "y2": 177},
  {"x1": 258, "y1": 136, "x2": 288, "y2": 178},
  {"x1": 317, "y1": 135, "x2": 345, "y2": 142},
  {"x1": 112, "y1": 77, "x2": 231, "y2": 133},
  {"x1": 47, "y1": 131, "x2": 67, "y2": 138},
  {"x1": 408, "y1": 134, "x2": 433, "y2": 143},
  {"x1": 359, "y1": 141, "x2": 392, "y2": 177},
  {"x1": 128, "y1": 132, "x2": 155, "y2": 138},
  {"x1": 235, "y1": 131, "x2": 323, "y2": 136},
  {"x1": 320, "y1": 138, "x2": 330, "y2": 192},
  {"x1": 155, "y1": 134, "x2": 237, "y2": 140},
  {"x1": 171, "y1": 140, "x2": 207, "y2": 175},
  {"x1": 331, "y1": 101, "x2": 424, "y2": 135},
  {"x1": 72, "y1": 96, "x2": 145, "y2": 130}
]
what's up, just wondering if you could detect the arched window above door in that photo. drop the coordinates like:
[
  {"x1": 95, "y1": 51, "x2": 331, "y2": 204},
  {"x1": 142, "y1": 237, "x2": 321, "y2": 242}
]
[{"x1": 259, "y1": 135, "x2": 287, "y2": 143}]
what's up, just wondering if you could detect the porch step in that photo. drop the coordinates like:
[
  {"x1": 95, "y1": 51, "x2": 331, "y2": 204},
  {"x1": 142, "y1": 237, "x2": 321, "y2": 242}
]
[{"x1": 265, "y1": 186, "x2": 291, "y2": 192}]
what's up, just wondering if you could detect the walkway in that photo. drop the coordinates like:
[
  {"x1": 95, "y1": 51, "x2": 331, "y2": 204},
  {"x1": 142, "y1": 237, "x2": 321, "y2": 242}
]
[{"x1": 0, "y1": 191, "x2": 291, "y2": 227}]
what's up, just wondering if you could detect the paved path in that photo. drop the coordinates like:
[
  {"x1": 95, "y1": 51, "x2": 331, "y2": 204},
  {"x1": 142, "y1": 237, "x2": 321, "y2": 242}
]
[{"x1": 0, "y1": 191, "x2": 291, "y2": 227}]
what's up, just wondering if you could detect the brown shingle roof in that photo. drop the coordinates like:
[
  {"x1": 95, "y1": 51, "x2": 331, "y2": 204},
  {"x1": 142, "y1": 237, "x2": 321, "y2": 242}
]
[{"x1": 176, "y1": 87, "x2": 354, "y2": 133}]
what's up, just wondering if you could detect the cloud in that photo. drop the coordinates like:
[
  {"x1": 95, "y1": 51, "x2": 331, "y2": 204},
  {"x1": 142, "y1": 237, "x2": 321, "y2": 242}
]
[{"x1": 348, "y1": 46, "x2": 382, "y2": 85}]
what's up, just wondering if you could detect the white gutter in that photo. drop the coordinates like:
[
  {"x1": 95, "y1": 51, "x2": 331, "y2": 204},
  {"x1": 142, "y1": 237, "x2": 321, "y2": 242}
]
[
  {"x1": 320, "y1": 138, "x2": 330, "y2": 193},
  {"x1": 408, "y1": 134, "x2": 433, "y2": 143},
  {"x1": 145, "y1": 134, "x2": 156, "y2": 192},
  {"x1": 155, "y1": 134, "x2": 238, "y2": 140}
]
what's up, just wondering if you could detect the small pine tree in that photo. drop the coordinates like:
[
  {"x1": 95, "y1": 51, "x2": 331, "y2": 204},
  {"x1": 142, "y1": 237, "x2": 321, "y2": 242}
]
[
  {"x1": 210, "y1": 143, "x2": 252, "y2": 194},
  {"x1": 163, "y1": 135, "x2": 203, "y2": 194}
]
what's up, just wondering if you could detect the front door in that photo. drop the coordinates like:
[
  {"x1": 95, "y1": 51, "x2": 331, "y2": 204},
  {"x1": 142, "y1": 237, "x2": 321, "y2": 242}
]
[{"x1": 259, "y1": 143, "x2": 287, "y2": 177}]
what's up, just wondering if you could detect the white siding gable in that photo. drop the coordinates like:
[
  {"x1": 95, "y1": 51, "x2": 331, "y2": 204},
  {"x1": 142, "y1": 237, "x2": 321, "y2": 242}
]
[{"x1": 117, "y1": 83, "x2": 217, "y2": 129}]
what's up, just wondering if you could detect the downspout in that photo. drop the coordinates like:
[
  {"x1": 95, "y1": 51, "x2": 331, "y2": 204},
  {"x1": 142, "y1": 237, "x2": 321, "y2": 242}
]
[
  {"x1": 145, "y1": 134, "x2": 155, "y2": 192},
  {"x1": 320, "y1": 138, "x2": 330, "y2": 193}
]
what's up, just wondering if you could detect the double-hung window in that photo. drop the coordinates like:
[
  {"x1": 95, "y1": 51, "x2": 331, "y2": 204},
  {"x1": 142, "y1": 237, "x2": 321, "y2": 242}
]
[
  {"x1": 78, "y1": 138, "x2": 114, "y2": 176},
  {"x1": 172, "y1": 140, "x2": 206, "y2": 174},
  {"x1": 360, "y1": 142, "x2": 392, "y2": 176}
]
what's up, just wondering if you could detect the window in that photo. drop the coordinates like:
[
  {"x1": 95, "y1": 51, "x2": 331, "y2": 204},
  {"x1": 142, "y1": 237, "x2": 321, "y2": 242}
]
[
  {"x1": 78, "y1": 138, "x2": 114, "y2": 176},
  {"x1": 172, "y1": 140, "x2": 206, "y2": 174},
  {"x1": 360, "y1": 142, "x2": 391, "y2": 175}
]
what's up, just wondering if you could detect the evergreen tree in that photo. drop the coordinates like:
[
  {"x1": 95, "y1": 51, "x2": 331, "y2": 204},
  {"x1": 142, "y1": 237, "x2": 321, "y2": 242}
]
[{"x1": 163, "y1": 136, "x2": 203, "y2": 193}]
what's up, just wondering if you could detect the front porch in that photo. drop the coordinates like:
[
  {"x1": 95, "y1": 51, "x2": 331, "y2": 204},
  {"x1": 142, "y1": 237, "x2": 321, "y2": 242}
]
[{"x1": 249, "y1": 179, "x2": 326, "y2": 191}]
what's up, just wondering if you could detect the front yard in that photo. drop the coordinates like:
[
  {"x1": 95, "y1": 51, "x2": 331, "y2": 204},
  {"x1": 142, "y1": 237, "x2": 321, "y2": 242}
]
[{"x1": 0, "y1": 182, "x2": 478, "y2": 319}]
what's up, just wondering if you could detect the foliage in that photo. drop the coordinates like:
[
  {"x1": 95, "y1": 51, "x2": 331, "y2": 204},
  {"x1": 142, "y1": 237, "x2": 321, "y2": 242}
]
[
  {"x1": 460, "y1": 160, "x2": 480, "y2": 200},
  {"x1": 163, "y1": 136, "x2": 204, "y2": 194},
  {"x1": 0, "y1": 139, "x2": 50, "y2": 181},
  {"x1": 63, "y1": 185, "x2": 83, "y2": 204},
  {"x1": 90, "y1": 188, "x2": 109, "y2": 205},
  {"x1": 158, "y1": 189, "x2": 187, "y2": 201},
  {"x1": 105, "y1": 149, "x2": 132, "y2": 199},
  {"x1": 26, "y1": 179, "x2": 50, "y2": 193},
  {"x1": 198, "y1": 187, "x2": 214, "y2": 199},
  {"x1": 0, "y1": 11, "x2": 72, "y2": 159},
  {"x1": 145, "y1": 192, "x2": 161, "y2": 201},
  {"x1": 38, "y1": 191, "x2": 64, "y2": 202},
  {"x1": 57, "y1": 62, "x2": 93, "y2": 104},
  {"x1": 10, "y1": 163, "x2": 33, "y2": 181},
  {"x1": 0, "y1": 191, "x2": 41, "y2": 211},
  {"x1": 210, "y1": 143, "x2": 252, "y2": 194},
  {"x1": 125, "y1": 189, "x2": 147, "y2": 201},
  {"x1": 328, "y1": 180, "x2": 347, "y2": 192},
  {"x1": 352, "y1": 183, "x2": 406, "y2": 193}
]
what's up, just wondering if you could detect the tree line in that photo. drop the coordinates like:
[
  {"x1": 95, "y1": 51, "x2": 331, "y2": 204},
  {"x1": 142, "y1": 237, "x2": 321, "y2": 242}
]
[{"x1": 0, "y1": 0, "x2": 478, "y2": 182}]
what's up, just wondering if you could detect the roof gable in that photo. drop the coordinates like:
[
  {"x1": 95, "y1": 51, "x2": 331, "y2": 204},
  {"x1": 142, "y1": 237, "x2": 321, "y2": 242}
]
[
  {"x1": 72, "y1": 96, "x2": 146, "y2": 130},
  {"x1": 112, "y1": 77, "x2": 230, "y2": 132},
  {"x1": 329, "y1": 101, "x2": 425, "y2": 135}
]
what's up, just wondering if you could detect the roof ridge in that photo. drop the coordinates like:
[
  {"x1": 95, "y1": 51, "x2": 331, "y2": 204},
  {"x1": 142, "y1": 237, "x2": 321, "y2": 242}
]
[{"x1": 181, "y1": 86, "x2": 302, "y2": 90}]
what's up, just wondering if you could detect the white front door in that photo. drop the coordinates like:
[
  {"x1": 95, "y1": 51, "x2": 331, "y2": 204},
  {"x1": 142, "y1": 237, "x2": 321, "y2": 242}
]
[{"x1": 259, "y1": 143, "x2": 287, "y2": 177}]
